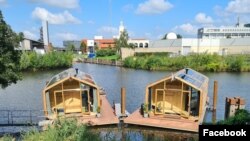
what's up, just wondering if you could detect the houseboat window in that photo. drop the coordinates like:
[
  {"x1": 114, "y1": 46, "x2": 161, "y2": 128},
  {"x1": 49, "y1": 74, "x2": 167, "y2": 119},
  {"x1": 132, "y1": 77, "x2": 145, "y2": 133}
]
[
  {"x1": 148, "y1": 88, "x2": 152, "y2": 111},
  {"x1": 81, "y1": 91, "x2": 89, "y2": 113},
  {"x1": 45, "y1": 91, "x2": 52, "y2": 115},
  {"x1": 190, "y1": 87, "x2": 200, "y2": 117},
  {"x1": 89, "y1": 88, "x2": 94, "y2": 111}
]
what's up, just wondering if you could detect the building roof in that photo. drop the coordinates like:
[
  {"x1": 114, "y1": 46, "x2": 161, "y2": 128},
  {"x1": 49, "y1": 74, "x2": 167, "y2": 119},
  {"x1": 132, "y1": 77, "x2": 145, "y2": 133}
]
[
  {"x1": 46, "y1": 68, "x2": 97, "y2": 88},
  {"x1": 147, "y1": 68, "x2": 208, "y2": 91},
  {"x1": 174, "y1": 68, "x2": 208, "y2": 90}
]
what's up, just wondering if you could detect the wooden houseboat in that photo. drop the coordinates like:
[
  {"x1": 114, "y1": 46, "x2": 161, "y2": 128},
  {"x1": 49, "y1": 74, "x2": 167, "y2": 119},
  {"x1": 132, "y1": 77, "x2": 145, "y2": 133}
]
[
  {"x1": 145, "y1": 68, "x2": 209, "y2": 123},
  {"x1": 124, "y1": 68, "x2": 209, "y2": 132},
  {"x1": 42, "y1": 68, "x2": 100, "y2": 119}
]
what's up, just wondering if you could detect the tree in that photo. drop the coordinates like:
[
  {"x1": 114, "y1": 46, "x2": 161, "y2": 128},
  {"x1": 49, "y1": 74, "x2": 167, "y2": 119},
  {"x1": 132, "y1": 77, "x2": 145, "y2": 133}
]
[
  {"x1": 114, "y1": 30, "x2": 129, "y2": 54},
  {"x1": 0, "y1": 10, "x2": 23, "y2": 88},
  {"x1": 80, "y1": 41, "x2": 87, "y2": 53},
  {"x1": 66, "y1": 44, "x2": 75, "y2": 52},
  {"x1": 129, "y1": 43, "x2": 135, "y2": 49},
  {"x1": 177, "y1": 34, "x2": 182, "y2": 39},
  {"x1": 94, "y1": 44, "x2": 99, "y2": 51}
]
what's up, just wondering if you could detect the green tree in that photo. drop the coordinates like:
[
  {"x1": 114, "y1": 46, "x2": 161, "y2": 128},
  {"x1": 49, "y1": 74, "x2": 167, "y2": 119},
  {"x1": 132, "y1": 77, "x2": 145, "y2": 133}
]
[
  {"x1": 129, "y1": 43, "x2": 135, "y2": 49},
  {"x1": 94, "y1": 43, "x2": 99, "y2": 51},
  {"x1": 0, "y1": 10, "x2": 23, "y2": 88},
  {"x1": 114, "y1": 30, "x2": 129, "y2": 54},
  {"x1": 66, "y1": 44, "x2": 75, "y2": 52},
  {"x1": 80, "y1": 41, "x2": 87, "y2": 53},
  {"x1": 177, "y1": 34, "x2": 182, "y2": 39}
]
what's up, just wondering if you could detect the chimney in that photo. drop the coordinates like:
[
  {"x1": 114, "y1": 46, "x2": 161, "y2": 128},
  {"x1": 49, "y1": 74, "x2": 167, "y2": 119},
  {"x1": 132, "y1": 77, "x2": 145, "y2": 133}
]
[
  {"x1": 75, "y1": 68, "x2": 78, "y2": 76},
  {"x1": 185, "y1": 68, "x2": 188, "y2": 74}
]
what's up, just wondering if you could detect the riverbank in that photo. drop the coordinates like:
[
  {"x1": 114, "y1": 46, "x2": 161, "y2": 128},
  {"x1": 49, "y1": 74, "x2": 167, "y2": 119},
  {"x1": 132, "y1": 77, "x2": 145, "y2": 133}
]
[
  {"x1": 123, "y1": 54, "x2": 250, "y2": 72},
  {"x1": 20, "y1": 52, "x2": 73, "y2": 71},
  {"x1": 79, "y1": 58, "x2": 123, "y2": 67}
]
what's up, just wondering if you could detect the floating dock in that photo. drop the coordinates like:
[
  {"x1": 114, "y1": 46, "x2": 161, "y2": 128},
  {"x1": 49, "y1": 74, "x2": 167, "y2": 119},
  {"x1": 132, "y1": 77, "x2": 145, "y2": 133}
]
[
  {"x1": 79, "y1": 95, "x2": 119, "y2": 126},
  {"x1": 124, "y1": 109, "x2": 199, "y2": 133}
]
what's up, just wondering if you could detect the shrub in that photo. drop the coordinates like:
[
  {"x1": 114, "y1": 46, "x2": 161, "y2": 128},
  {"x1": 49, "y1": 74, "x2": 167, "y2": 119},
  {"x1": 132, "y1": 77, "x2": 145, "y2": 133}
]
[
  {"x1": 22, "y1": 118, "x2": 101, "y2": 141},
  {"x1": 217, "y1": 109, "x2": 250, "y2": 125},
  {"x1": 225, "y1": 55, "x2": 244, "y2": 72},
  {"x1": 20, "y1": 51, "x2": 73, "y2": 71},
  {"x1": 145, "y1": 56, "x2": 162, "y2": 70},
  {"x1": 96, "y1": 49, "x2": 116, "y2": 57}
]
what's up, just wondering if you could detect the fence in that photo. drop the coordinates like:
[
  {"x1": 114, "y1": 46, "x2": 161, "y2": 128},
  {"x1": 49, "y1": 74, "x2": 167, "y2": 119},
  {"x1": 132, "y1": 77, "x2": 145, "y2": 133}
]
[
  {"x1": 0, "y1": 110, "x2": 45, "y2": 126},
  {"x1": 81, "y1": 58, "x2": 123, "y2": 67}
]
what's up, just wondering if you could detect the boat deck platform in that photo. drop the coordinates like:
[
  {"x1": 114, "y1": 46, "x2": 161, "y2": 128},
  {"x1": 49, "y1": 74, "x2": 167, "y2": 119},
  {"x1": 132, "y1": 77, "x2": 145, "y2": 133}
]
[
  {"x1": 123, "y1": 109, "x2": 199, "y2": 133},
  {"x1": 79, "y1": 95, "x2": 119, "y2": 126}
]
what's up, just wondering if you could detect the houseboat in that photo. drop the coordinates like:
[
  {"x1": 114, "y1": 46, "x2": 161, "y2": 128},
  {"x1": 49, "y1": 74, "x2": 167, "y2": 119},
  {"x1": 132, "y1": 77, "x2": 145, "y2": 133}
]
[
  {"x1": 145, "y1": 68, "x2": 208, "y2": 123},
  {"x1": 42, "y1": 68, "x2": 101, "y2": 119},
  {"x1": 124, "y1": 68, "x2": 209, "y2": 132}
]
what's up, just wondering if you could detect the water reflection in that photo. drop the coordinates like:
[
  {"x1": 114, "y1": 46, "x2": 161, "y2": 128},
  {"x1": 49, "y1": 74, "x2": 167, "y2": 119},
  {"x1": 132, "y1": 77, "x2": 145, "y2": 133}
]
[{"x1": 92, "y1": 126, "x2": 198, "y2": 141}]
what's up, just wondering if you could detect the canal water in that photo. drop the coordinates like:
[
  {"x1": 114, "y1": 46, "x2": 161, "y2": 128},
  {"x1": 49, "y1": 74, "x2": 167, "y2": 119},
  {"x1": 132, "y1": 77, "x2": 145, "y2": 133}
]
[{"x1": 0, "y1": 63, "x2": 250, "y2": 139}]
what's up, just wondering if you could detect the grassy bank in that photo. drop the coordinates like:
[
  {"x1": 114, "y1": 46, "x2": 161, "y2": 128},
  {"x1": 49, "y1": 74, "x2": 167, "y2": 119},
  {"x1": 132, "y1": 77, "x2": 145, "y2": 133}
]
[
  {"x1": 96, "y1": 49, "x2": 120, "y2": 60},
  {"x1": 96, "y1": 54, "x2": 120, "y2": 60},
  {"x1": 0, "y1": 119, "x2": 101, "y2": 141},
  {"x1": 20, "y1": 52, "x2": 73, "y2": 71},
  {"x1": 123, "y1": 53, "x2": 250, "y2": 72}
]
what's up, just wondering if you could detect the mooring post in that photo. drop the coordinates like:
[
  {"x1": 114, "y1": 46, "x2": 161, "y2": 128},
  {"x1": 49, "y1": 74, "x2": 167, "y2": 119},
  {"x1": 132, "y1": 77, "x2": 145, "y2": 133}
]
[
  {"x1": 213, "y1": 81, "x2": 218, "y2": 110},
  {"x1": 212, "y1": 81, "x2": 218, "y2": 123},
  {"x1": 121, "y1": 87, "x2": 126, "y2": 116}
]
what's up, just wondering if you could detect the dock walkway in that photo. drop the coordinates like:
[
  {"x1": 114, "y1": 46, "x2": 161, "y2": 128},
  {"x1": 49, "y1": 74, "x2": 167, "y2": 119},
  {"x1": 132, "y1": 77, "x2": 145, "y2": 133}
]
[
  {"x1": 124, "y1": 109, "x2": 199, "y2": 133},
  {"x1": 79, "y1": 95, "x2": 119, "y2": 126}
]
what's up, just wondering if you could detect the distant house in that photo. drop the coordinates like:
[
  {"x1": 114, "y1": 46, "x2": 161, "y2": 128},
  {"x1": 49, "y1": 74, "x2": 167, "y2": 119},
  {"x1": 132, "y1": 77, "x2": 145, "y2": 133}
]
[
  {"x1": 82, "y1": 37, "x2": 116, "y2": 52},
  {"x1": 19, "y1": 38, "x2": 45, "y2": 54},
  {"x1": 128, "y1": 39, "x2": 149, "y2": 48}
]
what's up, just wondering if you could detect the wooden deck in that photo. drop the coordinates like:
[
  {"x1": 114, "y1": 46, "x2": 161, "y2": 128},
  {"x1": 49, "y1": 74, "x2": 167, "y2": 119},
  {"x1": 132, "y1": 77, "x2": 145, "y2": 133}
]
[
  {"x1": 123, "y1": 109, "x2": 199, "y2": 133},
  {"x1": 79, "y1": 95, "x2": 119, "y2": 126}
]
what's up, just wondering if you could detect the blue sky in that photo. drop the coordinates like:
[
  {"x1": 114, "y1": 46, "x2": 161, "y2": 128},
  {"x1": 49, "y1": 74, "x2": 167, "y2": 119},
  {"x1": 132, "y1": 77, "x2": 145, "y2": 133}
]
[{"x1": 1, "y1": 0, "x2": 250, "y2": 47}]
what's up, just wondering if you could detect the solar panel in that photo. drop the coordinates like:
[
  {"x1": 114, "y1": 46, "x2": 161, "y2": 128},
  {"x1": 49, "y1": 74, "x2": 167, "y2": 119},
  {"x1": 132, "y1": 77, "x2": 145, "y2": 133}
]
[
  {"x1": 176, "y1": 68, "x2": 207, "y2": 89},
  {"x1": 46, "y1": 68, "x2": 96, "y2": 87}
]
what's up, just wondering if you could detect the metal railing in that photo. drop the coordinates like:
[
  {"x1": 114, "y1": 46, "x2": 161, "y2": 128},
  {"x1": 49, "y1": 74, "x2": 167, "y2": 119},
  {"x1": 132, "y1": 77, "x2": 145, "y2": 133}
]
[
  {"x1": 82, "y1": 58, "x2": 123, "y2": 66},
  {"x1": 0, "y1": 110, "x2": 45, "y2": 126}
]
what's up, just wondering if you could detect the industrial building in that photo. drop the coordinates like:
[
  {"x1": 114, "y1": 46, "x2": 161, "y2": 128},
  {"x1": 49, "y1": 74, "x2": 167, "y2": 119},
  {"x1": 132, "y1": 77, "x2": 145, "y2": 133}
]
[
  {"x1": 19, "y1": 38, "x2": 45, "y2": 54},
  {"x1": 198, "y1": 19, "x2": 250, "y2": 39}
]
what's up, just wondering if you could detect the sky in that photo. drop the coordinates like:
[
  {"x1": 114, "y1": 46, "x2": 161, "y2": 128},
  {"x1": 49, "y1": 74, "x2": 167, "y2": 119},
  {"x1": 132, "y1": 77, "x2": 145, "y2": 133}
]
[{"x1": 1, "y1": 0, "x2": 250, "y2": 47}]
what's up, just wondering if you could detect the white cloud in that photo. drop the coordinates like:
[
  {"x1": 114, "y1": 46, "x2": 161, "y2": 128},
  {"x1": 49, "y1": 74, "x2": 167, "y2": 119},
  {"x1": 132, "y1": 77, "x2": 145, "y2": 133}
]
[
  {"x1": 56, "y1": 32, "x2": 78, "y2": 40},
  {"x1": 127, "y1": 30, "x2": 135, "y2": 37},
  {"x1": 226, "y1": 0, "x2": 250, "y2": 14},
  {"x1": 23, "y1": 30, "x2": 38, "y2": 40},
  {"x1": 29, "y1": 0, "x2": 79, "y2": 9},
  {"x1": 214, "y1": 5, "x2": 230, "y2": 17},
  {"x1": 135, "y1": 0, "x2": 173, "y2": 15},
  {"x1": 32, "y1": 7, "x2": 81, "y2": 24},
  {"x1": 144, "y1": 32, "x2": 152, "y2": 38},
  {"x1": 195, "y1": 13, "x2": 213, "y2": 24},
  {"x1": 157, "y1": 34, "x2": 164, "y2": 39},
  {"x1": 122, "y1": 4, "x2": 134, "y2": 12},
  {"x1": 174, "y1": 23, "x2": 197, "y2": 35},
  {"x1": 97, "y1": 26, "x2": 118, "y2": 37},
  {"x1": 87, "y1": 20, "x2": 95, "y2": 25},
  {"x1": 0, "y1": 0, "x2": 7, "y2": 6}
]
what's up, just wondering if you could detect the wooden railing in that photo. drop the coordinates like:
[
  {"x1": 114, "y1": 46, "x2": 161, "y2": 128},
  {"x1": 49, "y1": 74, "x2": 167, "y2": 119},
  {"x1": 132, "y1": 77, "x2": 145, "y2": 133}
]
[
  {"x1": 80, "y1": 58, "x2": 123, "y2": 67},
  {"x1": 0, "y1": 110, "x2": 45, "y2": 126}
]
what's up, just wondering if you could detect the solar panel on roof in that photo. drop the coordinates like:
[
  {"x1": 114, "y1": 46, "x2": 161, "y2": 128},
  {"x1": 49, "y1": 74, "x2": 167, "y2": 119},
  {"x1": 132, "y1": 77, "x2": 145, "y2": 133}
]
[
  {"x1": 176, "y1": 68, "x2": 206, "y2": 89},
  {"x1": 46, "y1": 68, "x2": 96, "y2": 87}
]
